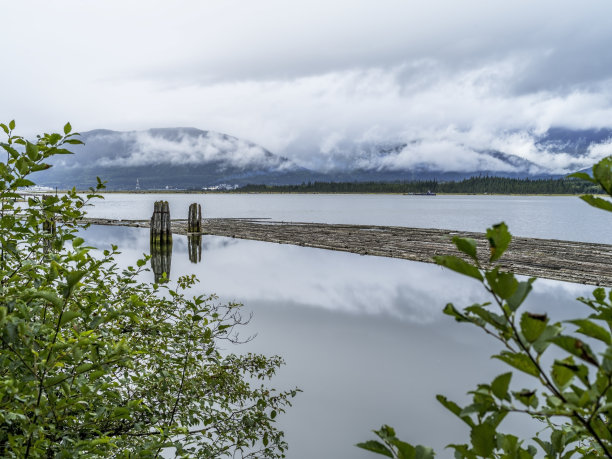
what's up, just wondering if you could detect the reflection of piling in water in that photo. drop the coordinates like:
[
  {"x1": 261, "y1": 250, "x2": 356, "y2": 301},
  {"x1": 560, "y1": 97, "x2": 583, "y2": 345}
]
[
  {"x1": 188, "y1": 234, "x2": 202, "y2": 263},
  {"x1": 150, "y1": 201, "x2": 172, "y2": 282},
  {"x1": 188, "y1": 203, "x2": 202, "y2": 233},
  {"x1": 150, "y1": 201, "x2": 172, "y2": 248},
  {"x1": 150, "y1": 241, "x2": 172, "y2": 283}
]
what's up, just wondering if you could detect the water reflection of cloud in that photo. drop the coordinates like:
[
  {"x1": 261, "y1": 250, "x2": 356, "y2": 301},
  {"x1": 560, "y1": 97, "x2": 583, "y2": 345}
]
[
  {"x1": 84, "y1": 226, "x2": 490, "y2": 322},
  {"x1": 83, "y1": 226, "x2": 595, "y2": 325},
  {"x1": 188, "y1": 235, "x2": 497, "y2": 322}
]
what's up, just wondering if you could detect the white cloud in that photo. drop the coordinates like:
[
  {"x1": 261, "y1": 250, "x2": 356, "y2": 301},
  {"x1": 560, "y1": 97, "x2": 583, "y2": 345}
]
[
  {"x1": 91, "y1": 130, "x2": 291, "y2": 170},
  {"x1": 1, "y1": 0, "x2": 612, "y2": 174}
]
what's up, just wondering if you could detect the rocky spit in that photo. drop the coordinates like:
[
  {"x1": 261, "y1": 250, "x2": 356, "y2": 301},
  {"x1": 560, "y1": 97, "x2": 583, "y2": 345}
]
[{"x1": 84, "y1": 217, "x2": 612, "y2": 287}]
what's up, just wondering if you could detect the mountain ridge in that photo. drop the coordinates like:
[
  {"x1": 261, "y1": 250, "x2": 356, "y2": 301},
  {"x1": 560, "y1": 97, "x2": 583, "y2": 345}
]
[{"x1": 29, "y1": 126, "x2": 612, "y2": 190}]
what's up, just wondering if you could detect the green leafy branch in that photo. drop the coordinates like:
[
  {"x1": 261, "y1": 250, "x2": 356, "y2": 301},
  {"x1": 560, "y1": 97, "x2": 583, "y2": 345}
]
[
  {"x1": 0, "y1": 122, "x2": 298, "y2": 458},
  {"x1": 359, "y1": 156, "x2": 612, "y2": 458}
]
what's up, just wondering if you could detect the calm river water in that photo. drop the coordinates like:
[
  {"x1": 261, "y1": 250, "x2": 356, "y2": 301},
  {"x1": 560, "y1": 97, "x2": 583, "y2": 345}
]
[
  {"x1": 87, "y1": 193, "x2": 612, "y2": 244},
  {"x1": 82, "y1": 194, "x2": 608, "y2": 458}
]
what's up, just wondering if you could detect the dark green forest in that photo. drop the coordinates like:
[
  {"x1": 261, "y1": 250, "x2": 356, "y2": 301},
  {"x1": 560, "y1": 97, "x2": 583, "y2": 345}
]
[{"x1": 237, "y1": 176, "x2": 603, "y2": 194}]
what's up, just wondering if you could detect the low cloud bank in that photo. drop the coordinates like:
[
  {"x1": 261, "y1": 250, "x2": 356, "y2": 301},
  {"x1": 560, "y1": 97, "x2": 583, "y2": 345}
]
[
  {"x1": 49, "y1": 59, "x2": 612, "y2": 176},
  {"x1": 85, "y1": 130, "x2": 293, "y2": 171}
]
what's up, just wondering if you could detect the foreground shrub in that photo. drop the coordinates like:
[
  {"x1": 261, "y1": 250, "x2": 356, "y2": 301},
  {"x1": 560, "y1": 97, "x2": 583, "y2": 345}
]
[
  {"x1": 359, "y1": 157, "x2": 612, "y2": 458},
  {"x1": 0, "y1": 121, "x2": 297, "y2": 457}
]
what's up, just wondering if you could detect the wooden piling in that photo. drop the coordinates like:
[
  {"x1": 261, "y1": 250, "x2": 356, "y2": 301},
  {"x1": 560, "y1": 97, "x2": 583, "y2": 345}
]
[
  {"x1": 41, "y1": 195, "x2": 56, "y2": 235},
  {"x1": 42, "y1": 195, "x2": 56, "y2": 253},
  {"x1": 188, "y1": 203, "x2": 202, "y2": 233},
  {"x1": 42, "y1": 219, "x2": 56, "y2": 235},
  {"x1": 150, "y1": 201, "x2": 172, "y2": 248}
]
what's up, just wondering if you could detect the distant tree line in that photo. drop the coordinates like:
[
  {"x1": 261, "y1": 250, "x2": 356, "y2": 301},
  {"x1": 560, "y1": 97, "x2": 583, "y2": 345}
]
[{"x1": 237, "y1": 176, "x2": 603, "y2": 194}]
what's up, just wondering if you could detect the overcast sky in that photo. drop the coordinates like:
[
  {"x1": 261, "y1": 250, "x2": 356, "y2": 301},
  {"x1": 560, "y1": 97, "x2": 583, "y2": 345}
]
[{"x1": 2, "y1": 0, "x2": 612, "y2": 172}]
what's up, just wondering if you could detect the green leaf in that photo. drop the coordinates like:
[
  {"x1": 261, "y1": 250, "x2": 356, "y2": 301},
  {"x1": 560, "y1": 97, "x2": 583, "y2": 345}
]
[
  {"x1": 45, "y1": 373, "x2": 68, "y2": 387},
  {"x1": 552, "y1": 357, "x2": 577, "y2": 389},
  {"x1": 568, "y1": 171, "x2": 595, "y2": 183},
  {"x1": 486, "y1": 222, "x2": 511, "y2": 262},
  {"x1": 31, "y1": 163, "x2": 51, "y2": 172},
  {"x1": 64, "y1": 138, "x2": 83, "y2": 145},
  {"x1": 491, "y1": 372, "x2": 512, "y2": 400},
  {"x1": 493, "y1": 351, "x2": 540, "y2": 377},
  {"x1": 520, "y1": 312, "x2": 548, "y2": 343},
  {"x1": 568, "y1": 319, "x2": 611, "y2": 344},
  {"x1": 592, "y1": 156, "x2": 612, "y2": 194},
  {"x1": 15, "y1": 157, "x2": 29, "y2": 175},
  {"x1": 29, "y1": 290, "x2": 64, "y2": 310},
  {"x1": 53, "y1": 147, "x2": 73, "y2": 154},
  {"x1": 579, "y1": 195, "x2": 612, "y2": 213},
  {"x1": 356, "y1": 441, "x2": 394, "y2": 457},
  {"x1": 465, "y1": 304, "x2": 507, "y2": 329},
  {"x1": 64, "y1": 122, "x2": 72, "y2": 135},
  {"x1": 506, "y1": 279, "x2": 534, "y2": 311},
  {"x1": 59, "y1": 310, "x2": 80, "y2": 327},
  {"x1": 453, "y1": 236, "x2": 478, "y2": 262},
  {"x1": 470, "y1": 423, "x2": 496, "y2": 457},
  {"x1": 0, "y1": 123, "x2": 8, "y2": 134},
  {"x1": 551, "y1": 336, "x2": 599, "y2": 366},
  {"x1": 593, "y1": 287, "x2": 606, "y2": 302},
  {"x1": 48, "y1": 133, "x2": 63, "y2": 145},
  {"x1": 13, "y1": 178, "x2": 35, "y2": 188},
  {"x1": 66, "y1": 270, "x2": 86, "y2": 288},
  {"x1": 513, "y1": 389, "x2": 538, "y2": 408},
  {"x1": 413, "y1": 446, "x2": 434, "y2": 459},
  {"x1": 389, "y1": 439, "x2": 416, "y2": 458},
  {"x1": 434, "y1": 255, "x2": 483, "y2": 281},
  {"x1": 591, "y1": 417, "x2": 612, "y2": 443},
  {"x1": 8, "y1": 120, "x2": 15, "y2": 130},
  {"x1": 484, "y1": 410, "x2": 507, "y2": 429},
  {"x1": 89, "y1": 316, "x2": 105, "y2": 329},
  {"x1": 485, "y1": 269, "x2": 518, "y2": 299},
  {"x1": 1, "y1": 143, "x2": 19, "y2": 160},
  {"x1": 72, "y1": 237, "x2": 85, "y2": 248},
  {"x1": 442, "y1": 303, "x2": 471, "y2": 323},
  {"x1": 532, "y1": 324, "x2": 562, "y2": 355},
  {"x1": 64, "y1": 270, "x2": 87, "y2": 297},
  {"x1": 25, "y1": 142, "x2": 39, "y2": 161},
  {"x1": 436, "y1": 395, "x2": 475, "y2": 427},
  {"x1": 0, "y1": 162, "x2": 9, "y2": 178}
]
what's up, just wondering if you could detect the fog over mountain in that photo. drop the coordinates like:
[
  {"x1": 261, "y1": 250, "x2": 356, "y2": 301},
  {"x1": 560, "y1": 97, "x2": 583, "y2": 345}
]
[
  {"x1": 33, "y1": 128, "x2": 313, "y2": 189},
  {"x1": 3, "y1": 1, "x2": 612, "y2": 183},
  {"x1": 320, "y1": 127, "x2": 612, "y2": 176},
  {"x1": 31, "y1": 126, "x2": 612, "y2": 190}
]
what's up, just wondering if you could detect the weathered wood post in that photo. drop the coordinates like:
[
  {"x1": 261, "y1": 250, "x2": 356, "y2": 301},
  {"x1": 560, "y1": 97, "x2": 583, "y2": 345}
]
[
  {"x1": 150, "y1": 201, "x2": 172, "y2": 248},
  {"x1": 188, "y1": 234, "x2": 202, "y2": 263},
  {"x1": 41, "y1": 195, "x2": 57, "y2": 235},
  {"x1": 42, "y1": 195, "x2": 56, "y2": 253},
  {"x1": 150, "y1": 201, "x2": 172, "y2": 282},
  {"x1": 187, "y1": 203, "x2": 202, "y2": 233}
]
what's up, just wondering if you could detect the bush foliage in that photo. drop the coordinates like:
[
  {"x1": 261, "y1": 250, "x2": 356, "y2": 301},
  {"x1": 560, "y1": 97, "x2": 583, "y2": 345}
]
[
  {"x1": 359, "y1": 157, "x2": 612, "y2": 458},
  {"x1": 0, "y1": 122, "x2": 297, "y2": 457}
]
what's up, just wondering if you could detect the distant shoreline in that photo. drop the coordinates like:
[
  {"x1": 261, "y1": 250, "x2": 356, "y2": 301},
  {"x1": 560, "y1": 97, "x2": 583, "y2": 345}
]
[
  {"x1": 43, "y1": 175, "x2": 601, "y2": 196},
  {"x1": 74, "y1": 190, "x2": 594, "y2": 197}
]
